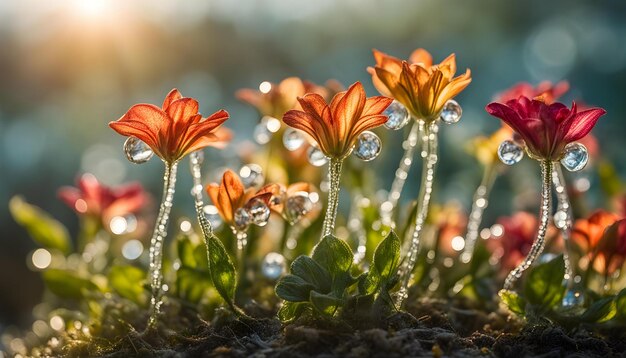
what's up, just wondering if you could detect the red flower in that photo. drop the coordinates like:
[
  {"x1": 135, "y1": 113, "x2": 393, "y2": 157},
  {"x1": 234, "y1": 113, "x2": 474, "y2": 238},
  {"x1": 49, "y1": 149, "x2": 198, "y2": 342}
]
[
  {"x1": 283, "y1": 82, "x2": 392, "y2": 159},
  {"x1": 58, "y1": 173, "x2": 147, "y2": 226},
  {"x1": 110, "y1": 89, "x2": 229, "y2": 163},
  {"x1": 487, "y1": 212, "x2": 537, "y2": 274},
  {"x1": 485, "y1": 97, "x2": 606, "y2": 161},
  {"x1": 494, "y1": 81, "x2": 569, "y2": 104},
  {"x1": 594, "y1": 219, "x2": 626, "y2": 275}
]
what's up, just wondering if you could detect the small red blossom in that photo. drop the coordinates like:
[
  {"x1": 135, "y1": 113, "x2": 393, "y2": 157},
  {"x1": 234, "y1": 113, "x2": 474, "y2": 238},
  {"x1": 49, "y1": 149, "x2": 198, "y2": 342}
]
[
  {"x1": 487, "y1": 212, "x2": 537, "y2": 274},
  {"x1": 485, "y1": 97, "x2": 606, "y2": 161},
  {"x1": 110, "y1": 89, "x2": 229, "y2": 163},
  {"x1": 58, "y1": 173, "x2": 147, "y2": 226}
]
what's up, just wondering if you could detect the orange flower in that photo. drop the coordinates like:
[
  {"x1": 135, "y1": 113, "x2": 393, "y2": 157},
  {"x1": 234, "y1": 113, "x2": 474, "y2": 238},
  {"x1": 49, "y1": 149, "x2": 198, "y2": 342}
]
[
  {"x1": 110, "y1": 89, "x2": 229, "y2": 163},
  {"x1": 283, "y1": 82, "x2": 392, "y2": 159},
  {"x1": 236, "y1": 77, "x2": 307, "y2": 119},
  {"x1": 572, "y1": 210, "x2": 620, "y2": 253},
  {"x1": 369, "y1": 48, "x2": 471, "y2": 122},
  {"x1": 594, "y1": 219, "x2": 626, "y2": 275},
  {"x1": 206, "y1": 170, "x2": 278, "y2": 229}
]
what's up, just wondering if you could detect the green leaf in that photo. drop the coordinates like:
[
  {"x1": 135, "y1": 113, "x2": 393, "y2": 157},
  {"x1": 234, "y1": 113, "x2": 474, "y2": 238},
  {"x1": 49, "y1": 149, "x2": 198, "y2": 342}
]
[
  {"x1": 278, "y1": 302, "x2": 308, "y2": 323},
  {"x1": 9, "y1": 196, "x2": 71, "y2": 254},
  {"x1": 176, "y1": 267, "x2": 212, "y2": 304},
  {"x1": 43, "y1": 269, "x2": 98, "y2": 299},
  {"x1": 206, "y1": 235, "x2": 237, "y2": 309},
  {"x1": 372, "y1": 231, "x2": 401, "y2": 280},
  {"x1": 290, "y1": 256, "x2": 331, "y2": 293},
  {"x1": 108, "y1": 265, "x2": 147, "y2": 306},
  {"x1": 275, "y1": 275, "x2": 315, "y2": 302},
  {"x1": 312, "y1": 235, "x2": 353, "y2": 276},
  {"x1": 524, "y1": 254, "x2": 566, "y2": 310},
  {"x1": 499, "y1": 289, "x2": 526, "y2": 315},
  {"x1": 310, "y1": 291, "x2": 341, "y2": 316},
  {"x1": 177, "y1": 236, "x2": 197, "y2": 268},
  {"x1": 582, "y1": 297, "x2": 616, "y2": 323},
  {"x1": 615, "y1": 289, "x2": 626, "y2": 321}
]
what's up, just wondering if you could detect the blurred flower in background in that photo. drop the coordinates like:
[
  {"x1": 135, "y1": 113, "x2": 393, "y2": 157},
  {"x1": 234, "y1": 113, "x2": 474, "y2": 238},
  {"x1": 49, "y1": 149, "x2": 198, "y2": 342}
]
[{"x1": 1, "y1": 0, "x2": 625, "y2": 335}]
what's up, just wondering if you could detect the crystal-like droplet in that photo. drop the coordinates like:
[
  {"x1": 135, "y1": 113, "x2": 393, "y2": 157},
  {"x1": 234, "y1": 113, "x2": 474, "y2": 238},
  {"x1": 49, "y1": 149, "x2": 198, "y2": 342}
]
[
  {"x1": 560, "y1": 142, "x2": 588, "y2": 172},
  {"x1": 440, "y1": 99, "x2": 462, "y2": 124},
  {"x1": 561, "y1": 289, "x2": 585, "y2": 310},
  {"x1": 247, "y1": 198, "x2": 271, "y2": 227},
  {"x1": 203, "y1": 204, "x2": 222, "y2": 230},
  {"x1": 234, "y1": 207, "x2": 251, "y2": 230},
  {"x1": 239, "y1": 164, "x2": 264, "y2": 187},
  {"x1": 498, "y1": 140, "x2": 524, "y2": 165},
  {"x1": 190, "y1": 150, "x2": 204, "y2": 164},
  {"x1": 283, "y1": 128, "x2": 305, "y2": 151},
  {"x1": 261, "y1": 252, "x2": 286, "y2": 280},
  {"x1": 353, "y1": 131, "x2": 382, "y2": 161},
  {"x1": 307, "y1": 146, "x2": 328, "y2": 167},
  {"x1": 123, "y1": 137, "x2": 154, "y2": 164},
  {"x1": 383, "y1": 100, "x2": 411, "y2": 130},
  {"x1": 285, "y1": 191, "x2": 313, "y2": 224}
]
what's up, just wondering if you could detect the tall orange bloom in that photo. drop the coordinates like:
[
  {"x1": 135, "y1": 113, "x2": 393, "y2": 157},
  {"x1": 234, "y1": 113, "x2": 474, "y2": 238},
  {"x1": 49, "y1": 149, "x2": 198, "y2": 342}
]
[
  {"x1": 109, "y1": 89, "x2": 229, "y2": 163},
  {"x1": 206, "y1": 170, "x2": 278, "y2": 230},
  {"x1": 283, "y1": 82, "x2": 392, "y2": 159},
  {"x1": 369, "y1": 48, "x2": 471, "y2": 122}
]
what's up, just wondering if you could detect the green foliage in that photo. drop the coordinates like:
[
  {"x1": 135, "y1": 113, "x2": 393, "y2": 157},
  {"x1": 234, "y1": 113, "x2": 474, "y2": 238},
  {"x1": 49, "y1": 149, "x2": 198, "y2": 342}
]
[
  {"x1": 43, "y1": 269, "x2": 99, "y2": 299},
  {"x1": 498, "y1": 289, "x2": 526, "y2": 316},
  {"x1": 205, "y1": 234, "x2": 240, "y2": 313},
  {"x1": 108, "y1": 265, "x2": 148, "y2": 306},
  {"x1": 524, "y1": 254, "x2": 566, "y2": 311},
  {"x1": 276, "y1": 232, "x2": 401, "y2": 322},
  {"x1": 9, "y1": 195, "x2": 71, "y2": 254},
  {"x1": 175, "y1": 236, "x2": 213, "y2": 304}
]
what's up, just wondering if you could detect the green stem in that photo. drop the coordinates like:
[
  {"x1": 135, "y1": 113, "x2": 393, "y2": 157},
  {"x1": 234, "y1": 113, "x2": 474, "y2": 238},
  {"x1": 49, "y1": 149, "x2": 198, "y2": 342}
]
[
  {"x1": 503, "y1": 160, "x2": 553, "y2": 291},
  {"x1": 396, "y1": 122, "x2": 438, "y2": 307},
  {"x1": 321, "y1": 158, "x2": 343, "y2": 239},
  {"x1": 147, "y1": 161, "x2": 178, "y2": 329}
]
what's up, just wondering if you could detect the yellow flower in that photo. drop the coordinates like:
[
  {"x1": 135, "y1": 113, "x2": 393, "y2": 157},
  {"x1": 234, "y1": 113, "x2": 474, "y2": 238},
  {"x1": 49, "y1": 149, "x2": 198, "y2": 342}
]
[
  {"x1": 466, "y1": 126, "x2": 513, "y2": 166},
  {"x1": 369, "y1": 49, "x2": 471, "y2": 123}
]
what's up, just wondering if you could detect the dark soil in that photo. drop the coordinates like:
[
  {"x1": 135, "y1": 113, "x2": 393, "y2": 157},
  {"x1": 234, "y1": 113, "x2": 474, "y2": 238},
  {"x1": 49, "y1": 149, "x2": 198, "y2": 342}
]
[{"x1": 95, "y1": 299, "x2": 626, "y2": 358}]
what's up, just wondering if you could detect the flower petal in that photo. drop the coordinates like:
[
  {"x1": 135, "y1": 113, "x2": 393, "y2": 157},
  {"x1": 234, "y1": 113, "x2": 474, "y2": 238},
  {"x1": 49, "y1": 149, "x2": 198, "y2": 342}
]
[
  {"x1": 561, "y1": 107, "x2": 606, "y2": 143},
  {"x1": 162, "y1": 88, "x2": 182, "y2": 110}
]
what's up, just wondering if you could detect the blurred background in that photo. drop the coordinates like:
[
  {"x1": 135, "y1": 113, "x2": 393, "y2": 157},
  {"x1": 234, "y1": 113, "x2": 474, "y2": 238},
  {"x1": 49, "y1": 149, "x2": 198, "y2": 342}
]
[{"x1": 1, "y1": 0, "x2": 625, "y2": 330}]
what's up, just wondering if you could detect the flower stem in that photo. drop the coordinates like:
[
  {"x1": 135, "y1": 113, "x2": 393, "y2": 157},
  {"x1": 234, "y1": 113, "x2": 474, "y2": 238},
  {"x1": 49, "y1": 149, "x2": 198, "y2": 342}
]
[
  {"x1": 189, "y1": 153, "x2": 214, "y2": 238},
  {"x1": 503, "y1": 160, "x2": 553, "y2": 291},
  {"x1": 552, "y1": 165, "x2": 574, "y2": 289},
  {"x1": 381, "y1": 121, "x2": 421, "y2": 229},
  {"x1": 396, "y1": 122, "x2": 438, "y2": 307},
  {"x1": 147, "y1": 161, "x2": 178, "y2": 329},
  {"x1": 461, "y1": 162, "x2": 497, "y2": 263},
  {"x1": 321, "y1": 158, "x2": 343, "y2": 239}
]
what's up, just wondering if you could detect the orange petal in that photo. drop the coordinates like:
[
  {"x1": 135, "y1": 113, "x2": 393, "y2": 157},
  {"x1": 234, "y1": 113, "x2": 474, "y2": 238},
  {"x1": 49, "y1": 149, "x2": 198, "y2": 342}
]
[
  {"x1": 166, "y1": 98, "x2": 199, "y2": 123},
  {"x1": 217, "y1": 170, "x2": 245, "y2": 224},
  {"x1": 408, "y1": 48, "x2": 433, "y2": 67},
  {"x1": 162, "y1": 88, "x2": 183, "y2": 110}
]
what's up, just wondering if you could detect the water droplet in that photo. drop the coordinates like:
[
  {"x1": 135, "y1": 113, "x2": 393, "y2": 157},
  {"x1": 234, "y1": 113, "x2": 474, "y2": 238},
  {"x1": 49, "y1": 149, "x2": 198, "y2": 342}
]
[
  {"x1": 554, "y1": 210, "x2": 568, "y2": 229},
  {"x1": 284, "y1": 191, "x2": 313, "y2": 224},
  {"x1": 253, "y1": 122, "x2": 271, "y2": 145},
  {"x1": 247, "y1": 198, "x2": 270, "y2": 226},
  {"x1": 121, "y1": 239, "x2": 143, "y2": 260},
  {"x1": 561, "y1": 289, "x2": 585, "y2": 310},
  {"x1": 440, "y1": 99, "x2": 462, "y2": 124},
  {"x1": 203, "y1": 205, "x2": 222, "y2": 230},
  {"x1": 498, "y1": 140, "x2": 524, "y2": 165},
  {"x1": 383, "y1": 100, "x2": 410, "y2": 130},
  {"x1": 261, "y1": 252, "x2": 286, "y2": 280},
  {"x1": 123, "y1": 137, "x2": 153, "y2": 164},
  {"x1": 234, "y1": 208, "x2": 251, "y2": 230},
  {"x1": 353, "y1": 131, "x2": 381, "y2": 161},
  {"x1": 307, "y1": 146, "x2": 328, "y2": 167},
  {"x1": 560, "y1": 142, "x2": 588, "y2": 172},
  {"x1": 283, "y1": 128, "x2": 305, "y2": 151},
  {"x1": 190, "y1": 150, "x2": 204, "y2": 164},
  {"x1": 239, "y1": 164, "x2": 264, "y2": 187}
]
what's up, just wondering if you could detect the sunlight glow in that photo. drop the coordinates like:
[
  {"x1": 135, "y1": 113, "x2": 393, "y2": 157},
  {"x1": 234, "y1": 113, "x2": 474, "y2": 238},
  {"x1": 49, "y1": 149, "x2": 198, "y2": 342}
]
[{"x1": 73, "y1": 0, "x2": 109, "y2": 18}]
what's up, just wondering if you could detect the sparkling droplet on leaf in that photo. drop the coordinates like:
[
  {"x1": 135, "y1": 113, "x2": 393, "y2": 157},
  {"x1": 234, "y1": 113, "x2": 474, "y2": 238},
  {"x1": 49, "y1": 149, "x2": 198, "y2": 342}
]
[
  {"x1": 383, "y1": 101, "x2": 410, "y2": 130},
  {"x1": 261, "y1": 252, "x2": 286, "y2": 280},
  {"x1": 560, "y1": 142, "x2": 588, "y2": 172},
  {"x1": 353, "y1": 131, "x2": 381, "y2": 161},
  {"x1": 498, "y1": 140, "x2": 524, "y2": 165},
  {"x1": 283, "y1": 128, "x2": 305, "y2": 151},
  {"x1": 247, "y1": 198, "x2": 270, "y2": 227},
  {"x1": 307, "y1": 146, "x2": 328, "y2": 167},
  {"x1": 440, "y1": 99, "x2": 462, "y2": 124},
  {"x1": 124, "y1": 137, "x2": 153, "y2": 164}
]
